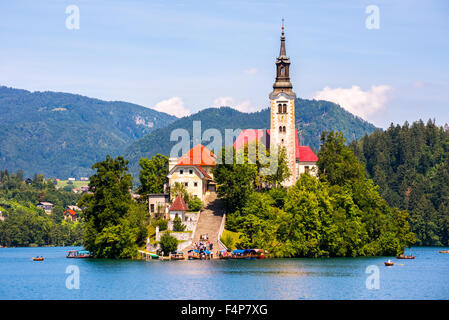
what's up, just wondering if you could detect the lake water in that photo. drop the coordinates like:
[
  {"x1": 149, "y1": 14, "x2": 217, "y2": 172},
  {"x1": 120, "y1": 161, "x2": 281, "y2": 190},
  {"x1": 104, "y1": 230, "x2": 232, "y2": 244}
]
[{"x1": 0, "y1": 246, "x2": 448, "y2": 299}]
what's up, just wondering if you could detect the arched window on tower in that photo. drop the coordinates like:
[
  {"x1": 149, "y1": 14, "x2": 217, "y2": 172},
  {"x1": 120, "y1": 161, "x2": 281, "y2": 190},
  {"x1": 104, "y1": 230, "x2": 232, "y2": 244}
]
[
  {"x1": 278, "y1": 104, "x2": 282, "y2": 113},
  {"x1": 283, "y1": 104, "x2": 287, "y2": 113},
  {"x1": 283, "y1": 126, "x2": 286, "y2": 132},
  {"x1": 279, "y1": 126, "x2": 282, "y2": 133}
]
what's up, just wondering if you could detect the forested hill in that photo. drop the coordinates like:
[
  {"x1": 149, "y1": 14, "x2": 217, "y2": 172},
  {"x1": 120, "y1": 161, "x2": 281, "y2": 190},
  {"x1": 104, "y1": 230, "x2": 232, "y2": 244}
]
[
  {"x1": 0, "y1": 86, "x2": 177, "y2": 178},
  {"x1": 124, "y1": 98, "x2": 377, "y2": 175},
  {"x1": 351, "y1": 120, "x2": 449, "y2": 246}
]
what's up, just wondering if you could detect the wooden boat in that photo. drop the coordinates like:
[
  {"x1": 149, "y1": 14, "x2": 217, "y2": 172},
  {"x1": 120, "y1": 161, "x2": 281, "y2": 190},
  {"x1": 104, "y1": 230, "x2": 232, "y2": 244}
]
[
  {"x1": 66, "y1": 250, "x2": 91, "y2": 258},
  {"x1": 149, "y1": 253, "x2": 159, "y2": 259},
  {"x1": 230, "y1": 249, "x2": 258, "y2": 259},
  {"x1": 253, "y1": 249, "x2": 266, "y2": 259},
  {"x1": 218, "y1": 250, "x2": 232, "y2": 259},
  {"x1": 32, "y1": 257, "x2": 44, "y2": 261},
  {"x1": 188, "y1": 249, "x2": 201, "y2": 260},
  {"x1": 396, "y1": 254, "x2": 415, "y2": 259},
  {"x1": 439, "y1": 250, "x2": 449, "y2": 253},
  {"x1": 171, "y1": 251, "x2": 185, "y2": 260},
  {"x1": 384, "y1": 261, "x2": 394, "y2": 266}
]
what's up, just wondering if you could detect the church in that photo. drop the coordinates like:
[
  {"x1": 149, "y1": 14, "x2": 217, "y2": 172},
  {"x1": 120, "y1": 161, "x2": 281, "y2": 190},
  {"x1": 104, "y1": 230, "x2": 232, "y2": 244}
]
[
  {"x1": 233, "y1": 22, "x2": 318, "y2": 186},
  {"x1": 165, "y1": 23, "x2": 318, "y2": 204}
]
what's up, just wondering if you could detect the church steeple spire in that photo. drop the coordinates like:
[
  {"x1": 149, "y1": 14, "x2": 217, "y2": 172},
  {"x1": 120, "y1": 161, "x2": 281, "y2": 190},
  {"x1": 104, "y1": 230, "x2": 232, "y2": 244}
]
[
  {"x1": 270, "y1": 18, "x2": 296, "y2": 99},
  {"x1": 280, "y1": 18, "x2": 286, "y2": 57}
]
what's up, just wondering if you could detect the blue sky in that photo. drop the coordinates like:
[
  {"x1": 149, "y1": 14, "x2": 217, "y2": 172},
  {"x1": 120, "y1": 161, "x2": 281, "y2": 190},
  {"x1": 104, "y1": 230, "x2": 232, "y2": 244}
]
[{"x1": 0, "y1": 0, "x2": 448, "y2": 128}]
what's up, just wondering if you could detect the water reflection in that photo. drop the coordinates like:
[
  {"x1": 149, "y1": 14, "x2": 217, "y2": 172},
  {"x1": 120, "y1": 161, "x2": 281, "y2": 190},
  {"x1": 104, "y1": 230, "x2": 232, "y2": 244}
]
[{"x1": 1, "y1": 247, "x2": 448, "y2": 299}]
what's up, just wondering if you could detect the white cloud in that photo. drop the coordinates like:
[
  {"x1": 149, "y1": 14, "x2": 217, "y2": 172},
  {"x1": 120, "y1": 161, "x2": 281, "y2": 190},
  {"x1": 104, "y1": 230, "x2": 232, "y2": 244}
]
[
  {"x1": 212, "y1": 96, "x2": 260, "y2": 113},
  {"x1": 244, "y1": 67, "x2": 258, "y2": 75},
  {"x1": 153, "y1": 96, "x2": 190, "y2": 117},
  {"x1": 312, "y1": 85, "x2": 392, "y2": 119}
]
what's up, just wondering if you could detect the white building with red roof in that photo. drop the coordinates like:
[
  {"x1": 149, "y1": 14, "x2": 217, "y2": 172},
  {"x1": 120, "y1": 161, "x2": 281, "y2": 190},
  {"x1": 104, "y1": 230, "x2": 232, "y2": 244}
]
[
  {"x1": 167, "y1": 144, "x2": 217, "y2": 202},
  {"x1": 168, "y1": 193, "x2": 189, "y2": 221}
]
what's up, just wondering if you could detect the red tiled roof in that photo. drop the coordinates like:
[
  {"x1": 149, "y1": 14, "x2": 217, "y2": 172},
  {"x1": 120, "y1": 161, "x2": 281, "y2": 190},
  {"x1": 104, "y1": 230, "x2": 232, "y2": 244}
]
[
  {"x1": 169, "y1": 194, "x2": 189, "y2": 211},
  {"x1": 195, "y1": 165, "x2": 212, "y2": 179},
  {"x1": 298, "y1": 146, "x2": 318, "y2": 162},
  {"x1": 177, "y1": 144, "x2": 216, "y2": 166},
  {"x1": 64, "y1": 209, "x2": 77, "y2": 216},
  {"x1": 234, "y1": 129, "x2": 318, "y2": 162}
]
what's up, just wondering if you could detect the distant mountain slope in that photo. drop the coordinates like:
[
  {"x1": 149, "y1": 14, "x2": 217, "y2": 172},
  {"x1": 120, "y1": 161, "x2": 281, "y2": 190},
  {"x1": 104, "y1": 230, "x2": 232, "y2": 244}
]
[
  {"x1": 0, "y1": 86, "x2": 177, "y2": 178},
  {"x1": 124, "y1": 98, "x2": 377, "y2": 175}
]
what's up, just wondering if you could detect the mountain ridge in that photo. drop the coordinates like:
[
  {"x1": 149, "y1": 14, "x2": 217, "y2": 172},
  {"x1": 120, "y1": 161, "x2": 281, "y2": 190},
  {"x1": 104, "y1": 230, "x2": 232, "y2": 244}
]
[
  {"x1": 124, "y1": 98, "x2": 378, "y2": 175},
  {"x1": 0, "y1": 86, "x2": 177, "y2": 178},
  {"x1": 0, "y1": 86, "x2": 378, "y2": 179}
]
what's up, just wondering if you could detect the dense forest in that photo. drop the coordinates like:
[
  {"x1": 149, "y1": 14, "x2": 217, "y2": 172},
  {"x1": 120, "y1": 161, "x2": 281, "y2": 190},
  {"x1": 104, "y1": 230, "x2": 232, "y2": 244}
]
[
  {"x1": 124, "y1": 99, "x2": 377, "y2": 176},
  {"x1": 215, "y1": 132, "x2": 415, "y2": 257},
  {"x1": 0, "y1": 86, "x2": 177, "y2": 178},
  {"x1": 0, "y1": 170, "x2": 83, "y2": 247},
  {"x1": 351, "y1": 120, "x2": 449, "y2": 246}
]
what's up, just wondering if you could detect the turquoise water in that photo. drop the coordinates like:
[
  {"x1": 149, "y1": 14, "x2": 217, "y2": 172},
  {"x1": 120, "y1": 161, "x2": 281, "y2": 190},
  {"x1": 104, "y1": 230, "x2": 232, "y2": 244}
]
[{"x1": 0, "y1": 246, "x2": 448, "y2": 299}]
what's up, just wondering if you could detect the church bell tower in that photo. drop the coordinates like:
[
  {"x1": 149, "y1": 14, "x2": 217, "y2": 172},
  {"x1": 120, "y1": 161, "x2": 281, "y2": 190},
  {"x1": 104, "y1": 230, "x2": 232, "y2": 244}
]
[{"x1": 269, "y1": 19, "x2": 297, "y2": 186}]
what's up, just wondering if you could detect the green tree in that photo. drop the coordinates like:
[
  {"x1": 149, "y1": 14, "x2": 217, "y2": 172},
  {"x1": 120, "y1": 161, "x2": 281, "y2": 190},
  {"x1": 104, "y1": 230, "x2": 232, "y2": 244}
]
[
  {"x1": 213, "y1": 147, "x2": 257, "y2": 212},
  {"x1": 159, "y1": 232, "x2": 178, "y2": 255},
  {"x1": 318, "y1": 131, "x2": 366, "y2": 186},
  {"x1": 264, "y1": 146, "x2": 291, "y2": 188},
  {"x1": 172, "y1": 214, "x2": 186, "y2": 232},
  {"x1": 79, "y1": 155, "x2": 147, "y2": 258},
  {"x1": 169, "y1": 182, "x2": 191, "y2": 203},
  {"x1": 187, "y1": 197, "x2": 203, "y2": 211},
  {"x1": 138, "y1": 154, "x2": 168, "y2": 195}
]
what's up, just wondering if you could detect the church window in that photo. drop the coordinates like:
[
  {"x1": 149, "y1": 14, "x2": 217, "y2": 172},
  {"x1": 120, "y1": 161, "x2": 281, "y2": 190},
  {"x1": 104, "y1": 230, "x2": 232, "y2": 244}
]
[
  {"x1": 280, "y1": 66, "x2": 285, "y2": 76},
  {"x1": 194, "y1": 182, "x2": 198, "y2": 187},
  {"x1": 184, "y1": 182, "x2": 188, "y2": 187},
  {"x1": 180, "y1": 169, "x2": 184, "y2": 174},
  {"x1": 278, "y1": 104, "x2": 282, "y2": 113},
  {"x1": 283, "y1": 104, "x2": 287, "y2": 113},
  {"x1": 279, "y1": 126, "x2": 282, "y2": 132},
  {"x1": 189, "y1": 169, "x2": 193, "y2": 174},
  {"x1": 283, "y1": 126, "x2": 286, "y2": 132}
]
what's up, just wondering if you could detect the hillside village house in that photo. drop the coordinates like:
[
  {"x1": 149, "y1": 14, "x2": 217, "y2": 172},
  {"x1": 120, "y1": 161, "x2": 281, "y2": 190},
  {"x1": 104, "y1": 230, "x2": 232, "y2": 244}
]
[
  {"x1": 167, "y1": 144, "x2": 217, "y2": 203},
  {"x1": 37, "y1": 201, "x2": 54, "y2": 214},
  {"x1": 67, "y1": 205, "x2": 81, "y2": 211},
  {"x1": 63, "y1": 209, "x2": 79, "y2": 222}
]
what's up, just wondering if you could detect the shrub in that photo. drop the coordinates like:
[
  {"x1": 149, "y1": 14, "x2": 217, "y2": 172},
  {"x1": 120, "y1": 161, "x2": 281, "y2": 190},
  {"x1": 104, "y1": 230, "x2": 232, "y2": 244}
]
[
  {"x1": 188, "y1": 197, "x2": 203, "y2": 212},
  {"x1": 159, "y1": 232, "x2": 178, "y2": 255},
  {"x1": 152, "y1": 218, "x2": 168, "y2": 231}
]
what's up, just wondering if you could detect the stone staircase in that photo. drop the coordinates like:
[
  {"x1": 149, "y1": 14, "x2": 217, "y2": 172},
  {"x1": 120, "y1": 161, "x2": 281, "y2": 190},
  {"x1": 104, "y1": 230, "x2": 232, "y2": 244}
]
[{"x1": 185, "y1": 192, "x2": 226, "y2": 257}]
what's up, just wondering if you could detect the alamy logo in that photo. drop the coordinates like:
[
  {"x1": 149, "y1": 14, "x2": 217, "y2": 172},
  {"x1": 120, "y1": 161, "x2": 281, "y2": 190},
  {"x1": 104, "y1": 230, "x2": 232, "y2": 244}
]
[
  {"x1": 365, "y1": 265, "x2": 380, "y2": 290},
  {"x1": 65, "y1": 5, "x2": 80, "y2": 30},
  {"x1": 65, "y1": 265, "x2": 80, "y2": 289},
  {"x1": 365, "y1": 5, "x2": 380, "y2": 30}
]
